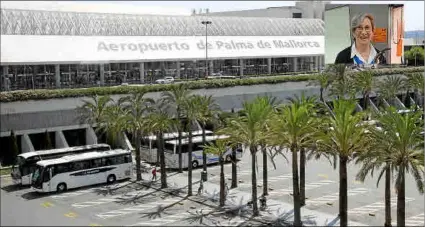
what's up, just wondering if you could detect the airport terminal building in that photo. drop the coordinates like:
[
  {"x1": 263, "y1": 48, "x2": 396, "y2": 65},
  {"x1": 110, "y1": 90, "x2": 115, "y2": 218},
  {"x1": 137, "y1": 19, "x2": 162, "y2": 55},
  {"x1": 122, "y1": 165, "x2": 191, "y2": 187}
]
[{"x1": 0, "y1": 3, "x2": 325, "y2": 91}]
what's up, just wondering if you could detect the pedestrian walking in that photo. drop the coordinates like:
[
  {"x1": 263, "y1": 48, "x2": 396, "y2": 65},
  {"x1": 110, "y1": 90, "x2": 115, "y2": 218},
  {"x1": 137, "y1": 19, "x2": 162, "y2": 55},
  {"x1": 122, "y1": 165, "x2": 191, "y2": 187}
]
[
  {"x1": 224, "y1": 182, "x2": 229, "y2": 199},
  {"x1": 151, "y1": 166, "x2": 157, "y2": 181}
]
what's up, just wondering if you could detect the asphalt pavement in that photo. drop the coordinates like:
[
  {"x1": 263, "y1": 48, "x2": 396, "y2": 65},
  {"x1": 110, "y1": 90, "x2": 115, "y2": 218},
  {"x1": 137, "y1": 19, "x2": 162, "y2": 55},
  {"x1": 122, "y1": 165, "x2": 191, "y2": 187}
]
[{"x1": 1, "y1": 148, "x2": 423, "y2": 227}]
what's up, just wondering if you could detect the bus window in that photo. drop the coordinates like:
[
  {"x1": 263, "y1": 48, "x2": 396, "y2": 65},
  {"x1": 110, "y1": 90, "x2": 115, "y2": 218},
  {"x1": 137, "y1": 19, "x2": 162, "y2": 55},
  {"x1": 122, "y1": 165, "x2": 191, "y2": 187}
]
[
  {"x1": 115, "y1": 156, "x2": 125, "y2": 165},
  {"x1": 53, "y1": 163, "x2": 71, "y2": 176},
  {"x1": 164, "y1": 143, "x2": 175, "y2": 154},
  {"x1": 104, "y1": 157, "x2": 114, "y2": 166},
  {"x1": 124, "y1": 154, "x2": 132, "y2": 163},
  {"x1": 92, "y1": 158, "x2": 103, "y2": 168}
]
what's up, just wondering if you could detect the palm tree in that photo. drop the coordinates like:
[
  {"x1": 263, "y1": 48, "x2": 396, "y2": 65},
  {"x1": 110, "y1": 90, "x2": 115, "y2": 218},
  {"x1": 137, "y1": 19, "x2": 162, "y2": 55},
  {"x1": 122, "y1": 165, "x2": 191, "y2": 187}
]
[
  {"x1": 146, "y1": 100, "x2": 177, "y2": 189},
  {"x1": 181, "y1": 95, "x2": 204, "y2": 196},
  {"x1": 308, "y1": 72, "x2": 332, "y2": 102},
  {"x1": 218, "y1": 97, "x2": 273, "y2": 216},
  {"x1": 258, "y1": 95, "x2": 280, "y2": 197},
  {"x1": 354, "y1": 70, "x2": 374, "y2": 110},
  {"x1": 315, "y1": 99, "x2": 372, "y2": 227},
  {"x1": 355, "y1": 122, "x2": 396, "y2": 227},
  {"x1": 406, "y1": 73, "x2": 424, "y2": 110},
  {"x1": 328, "y1": 64, "x2": 356, "y2": 100},
  {"x1": 374, "y1": 107, "x2": 423, "y2": 226},
  {"x1": 377, "y1": 75, "x2": 406, "y2": 109},
  {"x1": 119, "y1": 92, "x2": 155, "y2": 181},
  {"x1": 97, "y1": 103, "x2": 126, "y2": 148},
  {"x1": 161, "y1": 84, "x2": 191, "y2": 173},
  {"x1": 203, "y1": 139, "x2": 230, "y2": 207},
  {"x1": 77, "y1": 94, "x2": 114, "y2": 140},
  {"x1": 191, "y1": 95, "x2": 221, "y2": 175},
  {"x1": 269, "y1": 100, "x2": 320, "y2": 226},
  {"x1": 287, "y1": 94, "x2": 318, "y2": 207}
]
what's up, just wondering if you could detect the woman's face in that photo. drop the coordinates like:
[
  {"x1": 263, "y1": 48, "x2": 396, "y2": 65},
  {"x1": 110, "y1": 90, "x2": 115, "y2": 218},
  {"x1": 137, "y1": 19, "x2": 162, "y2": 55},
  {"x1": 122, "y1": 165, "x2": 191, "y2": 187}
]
[{"x1": 354, "y1": 17, "x2": 374, "y2": 45}]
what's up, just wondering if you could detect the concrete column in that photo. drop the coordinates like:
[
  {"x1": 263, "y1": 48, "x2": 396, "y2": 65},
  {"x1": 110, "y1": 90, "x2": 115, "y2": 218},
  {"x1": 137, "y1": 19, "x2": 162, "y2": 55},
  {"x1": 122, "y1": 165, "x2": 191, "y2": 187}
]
[
  {"x1": 176, "y1": 61, "x2": 181, "y2": 79},
  {"x1": 293, "y1": 57, "x2": 298, "y2": 72},
  {"x1": 21, "y1": 134, "x2": 35, "y2": 153},
  {"x1": 139, "y1": 62, "x2": 145, "y2": 83},
  {"x1": 99, "y1": 64, "x2": 105, "y2": 85},
  {"x1": 55, "y1": 131, "x2": 69, "y2": 148},
  {"x1": 267, "y1": 58, "x2": 272, "y2": 74},
  {"x1": 86, "y1": 126, "x2": 98, "y2": 145},
  {"x1": 209, "y1": 61, "x2": 214, "y2": 74},
  {"x1": 240, "y1": 59, "x2": 244, "y2": 77},
  {"x1": 55, "y1": 64, "x2": 61, "y2": 88},
  {"x1": 120, "y1": 132, "x2": 134, "y2": 151},
  {"x1": 310, "y1": 56, "x2": 315, "y2": 71},
  {"x1": 2, "y1": 66, "x2": 9, "y2": 77}
]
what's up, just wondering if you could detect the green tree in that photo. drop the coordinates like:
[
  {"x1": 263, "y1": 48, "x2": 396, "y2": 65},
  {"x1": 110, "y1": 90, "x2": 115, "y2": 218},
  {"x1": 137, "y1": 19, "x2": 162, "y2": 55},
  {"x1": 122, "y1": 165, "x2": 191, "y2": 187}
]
[
  {"x1": 404, "y1": 46, "x2": 424, "y2": 66},
  {"x1": 376, "y1": 75, "x2": 406, "y2": 109},
  {"x1": 146, "y1": 100, "x2": 177, "y2": 189},
  {"x1": 203, "y1": 139, "x2": 229, "y2": 207},
  {"x1": 375, "y1": 107, "x2": 423, "y2": 226},
  {"x1": 315, "y1": 99, "x2": 372, "y2": 227},
  {"x1": 119, "y1": 92, "x2": 155, "y2": 181},
  {"x1": 77, "y1": 94, "x2": 113, "y2": 141},
  {"x1": 270, "y1": 100, "x2": 319, "y2": 226},
  {"x1": 406, "y1": 73, "x2": 424, "y2": 110},
  {"x1": 287, "y1": 93, "x2": 319, "y2": 206},
  {"x1": 161, "y1": 84, "x2": 191, "y2": 173},
  {"x1": 308, "y1": 72, "x2": 332, "y2": 102},
  {"x1": 218, "y1": 97, "x2": 273, "y2": 216},
  {"x1": 354, "y1": 70, "x2": 374, "y2": 111},
  {"x1": 190, "y1": 95, "x2": 221, "y2": 175}
]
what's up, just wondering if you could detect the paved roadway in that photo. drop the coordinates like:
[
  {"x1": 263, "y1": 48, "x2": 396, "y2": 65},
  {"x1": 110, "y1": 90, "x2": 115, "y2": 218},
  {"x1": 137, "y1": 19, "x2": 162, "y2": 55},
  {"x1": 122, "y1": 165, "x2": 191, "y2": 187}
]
[
  {"x1": 1, "y1": 149, "x2": 423, "y2": 227},
  {"x1": 192, "y1": 149, "x2": 424, "y2": 227}
]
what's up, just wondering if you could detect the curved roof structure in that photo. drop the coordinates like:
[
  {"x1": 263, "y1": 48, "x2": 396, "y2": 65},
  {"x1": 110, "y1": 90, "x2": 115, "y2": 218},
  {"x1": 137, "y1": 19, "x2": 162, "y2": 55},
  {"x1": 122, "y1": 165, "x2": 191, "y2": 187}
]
[{"x1": 0, "y1": 8, "x2": 324, "y2": 36}]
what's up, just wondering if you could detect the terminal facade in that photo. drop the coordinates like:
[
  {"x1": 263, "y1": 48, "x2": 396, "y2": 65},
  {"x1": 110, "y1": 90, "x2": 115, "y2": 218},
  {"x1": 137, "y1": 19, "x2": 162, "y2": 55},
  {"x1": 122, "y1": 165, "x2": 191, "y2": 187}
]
[{"x1": 1, "y1": 3, "x2": 325, "y2": 91}]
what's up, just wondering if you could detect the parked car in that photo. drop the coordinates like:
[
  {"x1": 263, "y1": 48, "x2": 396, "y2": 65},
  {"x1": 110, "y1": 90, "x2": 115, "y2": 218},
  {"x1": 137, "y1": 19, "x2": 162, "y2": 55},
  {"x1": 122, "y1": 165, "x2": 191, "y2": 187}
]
[{"x1": 155, "y1": 77, "x2": 175, "y2": 84}]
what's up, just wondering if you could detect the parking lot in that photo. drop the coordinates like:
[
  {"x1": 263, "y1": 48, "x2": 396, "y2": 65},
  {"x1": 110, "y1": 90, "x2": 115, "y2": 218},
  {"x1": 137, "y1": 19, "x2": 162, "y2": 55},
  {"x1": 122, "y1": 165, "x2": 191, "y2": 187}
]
[{"x1": 1, "y1": 151, "x2": 424, "y2": 227}]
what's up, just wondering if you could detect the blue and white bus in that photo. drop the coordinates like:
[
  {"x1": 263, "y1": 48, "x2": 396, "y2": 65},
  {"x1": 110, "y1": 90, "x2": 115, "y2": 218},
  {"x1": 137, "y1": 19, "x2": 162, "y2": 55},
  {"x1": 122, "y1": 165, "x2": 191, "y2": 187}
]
[
  {"x1": 11, "y1": 144, "x2": 111, "y2": 185},
  {"x1": 163, "y1": 135, "x2": 243, "y2": 169},
  {"x1": 31, "y1": 149, "x2": 132, "y2": 193}
]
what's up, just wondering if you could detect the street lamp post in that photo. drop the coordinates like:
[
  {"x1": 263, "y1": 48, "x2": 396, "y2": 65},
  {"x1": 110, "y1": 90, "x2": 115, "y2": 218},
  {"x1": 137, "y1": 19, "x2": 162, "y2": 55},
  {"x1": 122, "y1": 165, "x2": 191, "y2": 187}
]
[{"x1": 201, "y1": 21, "x2": 212, "y2": 78}]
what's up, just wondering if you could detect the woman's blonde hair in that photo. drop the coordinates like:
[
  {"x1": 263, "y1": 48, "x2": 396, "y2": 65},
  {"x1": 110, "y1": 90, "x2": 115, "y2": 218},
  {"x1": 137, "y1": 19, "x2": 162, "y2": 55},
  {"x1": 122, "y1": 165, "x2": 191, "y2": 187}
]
[{"x1": 351, "y1": 13, "x2": 375, "y2": 35}]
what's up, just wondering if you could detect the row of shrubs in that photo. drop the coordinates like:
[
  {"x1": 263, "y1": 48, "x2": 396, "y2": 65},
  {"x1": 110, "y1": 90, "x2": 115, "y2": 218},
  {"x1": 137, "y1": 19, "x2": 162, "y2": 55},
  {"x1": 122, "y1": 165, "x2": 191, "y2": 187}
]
[{"x1": 1, "y1": 67, "x2": 423, "y2": 103}]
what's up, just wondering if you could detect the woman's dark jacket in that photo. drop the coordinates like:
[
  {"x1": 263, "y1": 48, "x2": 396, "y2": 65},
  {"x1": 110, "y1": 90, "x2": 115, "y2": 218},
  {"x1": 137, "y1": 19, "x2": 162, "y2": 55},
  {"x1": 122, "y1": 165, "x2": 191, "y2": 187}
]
[{"x1": 334, "y1": 46, "x2": 387, "y2": 65}]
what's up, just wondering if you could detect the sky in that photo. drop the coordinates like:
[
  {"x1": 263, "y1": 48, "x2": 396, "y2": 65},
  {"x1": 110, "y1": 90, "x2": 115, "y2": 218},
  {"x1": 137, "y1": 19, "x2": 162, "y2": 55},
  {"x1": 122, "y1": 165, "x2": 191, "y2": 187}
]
[{"x1": 94, "y1": 1, "x2": 424, "y2": 31}]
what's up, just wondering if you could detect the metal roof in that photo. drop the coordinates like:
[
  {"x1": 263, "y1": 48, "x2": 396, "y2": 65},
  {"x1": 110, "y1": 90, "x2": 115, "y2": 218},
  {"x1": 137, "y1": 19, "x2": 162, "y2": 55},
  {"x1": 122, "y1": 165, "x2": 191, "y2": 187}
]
[
  {"x1": 36, "y1": 149, "x2": 130, "y2": 166},
  {"x1": 18, "y1": 143, "x2": 111, "y2": 159},
  {"x1": 1, "y1": 8, "x2": 324, "y2": 36}
]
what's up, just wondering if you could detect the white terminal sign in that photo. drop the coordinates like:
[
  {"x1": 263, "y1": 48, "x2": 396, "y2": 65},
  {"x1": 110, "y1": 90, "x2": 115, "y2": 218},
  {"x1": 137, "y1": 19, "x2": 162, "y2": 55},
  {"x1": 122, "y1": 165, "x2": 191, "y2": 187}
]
[{"x1": 1, "y1": 35, "x2": 324, "y2": 64}]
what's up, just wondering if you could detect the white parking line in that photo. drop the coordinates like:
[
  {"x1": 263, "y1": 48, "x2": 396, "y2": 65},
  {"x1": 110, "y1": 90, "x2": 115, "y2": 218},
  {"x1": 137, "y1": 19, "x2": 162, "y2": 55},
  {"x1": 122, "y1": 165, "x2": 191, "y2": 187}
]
[
  {"x1": 128, "y1": 208, "x2": 214, "y2": 226},
  {"x1": 96, "y1": 197, "x2": 182, "y2": 219},
  {"x1": 348, "y1": 197, "x2": 415, "y2": 215},
  {"x1": 268, "y1": 180, "x2": 335, "y2": 196},
  {"x1": 305, "y1": 188, "x2": 369, "y2": 207},
  {"x1": 51, "y1": 182, "x2": 131, "y2": 199},
  {"x1": 392, "y1": 213, "x2": 424, "y2": 227},
  {"x1": 72, "y1": 189, "x2": 156, "y2": 208}
]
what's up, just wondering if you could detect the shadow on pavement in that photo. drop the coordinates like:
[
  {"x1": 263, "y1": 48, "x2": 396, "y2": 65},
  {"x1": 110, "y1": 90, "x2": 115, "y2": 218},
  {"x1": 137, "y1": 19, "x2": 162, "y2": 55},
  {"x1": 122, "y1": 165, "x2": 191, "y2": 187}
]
[{"x1": 1, "y1": 184, "x2": 30, "y2": 193}]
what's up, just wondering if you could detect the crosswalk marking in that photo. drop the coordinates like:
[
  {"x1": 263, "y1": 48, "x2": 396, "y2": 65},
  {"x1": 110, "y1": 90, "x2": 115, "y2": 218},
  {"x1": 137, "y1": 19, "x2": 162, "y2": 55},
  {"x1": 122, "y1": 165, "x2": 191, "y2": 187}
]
[
  {"x1": 348, "y1": 197, "x2": 415, "y2": 215},
  {"x1": 392, "y1": 213, "x2": 424, "y2": 227},
  {"x1": 96, "y1": 198, "x2": 181, "y2": 219},
  {"x1": 238, "y1": 174, "x2": 292, "y2": 187},
  {"x1": 51, "y1": 182, "x2": 131, "y2": 199},
  {"x1": 128, "y1": 208, "x2": 214, "y2": 226},
  {"x1": 71, "y1": 189, "x2": 156, "y2": 208},
  {"x1": 268, "y1": 180, "x2": 335, "y2": 196},
  {"x1": 305, "y1": 188, "x2": 369, "y2": 207}
]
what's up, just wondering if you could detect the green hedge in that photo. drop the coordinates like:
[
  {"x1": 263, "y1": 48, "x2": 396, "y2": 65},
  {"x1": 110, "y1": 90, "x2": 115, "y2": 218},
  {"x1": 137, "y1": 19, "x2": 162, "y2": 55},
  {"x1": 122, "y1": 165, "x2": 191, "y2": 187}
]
[{"x1": 1, "y1": 67, "x2": 423, "y2": 103}]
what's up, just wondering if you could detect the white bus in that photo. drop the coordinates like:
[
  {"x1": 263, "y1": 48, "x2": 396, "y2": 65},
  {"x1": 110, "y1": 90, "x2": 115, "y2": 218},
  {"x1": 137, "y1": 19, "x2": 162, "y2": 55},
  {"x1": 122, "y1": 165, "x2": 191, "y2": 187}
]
[
  {"x1": 162, "y1": 135, "x2": 243, "y2": 169},
  {"x1": 141, "y1": 130, "x2": 213, "y2": 163},
  {"x1": 31, "y1": 149, "x2": 132, "y2": 193},
  {"x1": 11, "y1": 144, "x2": 111, "y2": 185}
]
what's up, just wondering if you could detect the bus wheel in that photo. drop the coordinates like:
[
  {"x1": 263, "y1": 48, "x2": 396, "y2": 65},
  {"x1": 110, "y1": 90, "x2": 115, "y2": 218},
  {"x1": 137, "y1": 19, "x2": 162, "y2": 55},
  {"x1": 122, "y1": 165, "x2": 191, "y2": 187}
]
[
  {"x1": 192, "y1": 161, "x2": 199, "y2": 169},
  {"x1": 57, "y1": 183, "x2": 67, "y2": 193},
  {"x1": 225, "y1": 155, "x2": 232, "y2": 162},
  {"x1": 107, "y1": 174, "x2": 116, "y2": 184}
]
